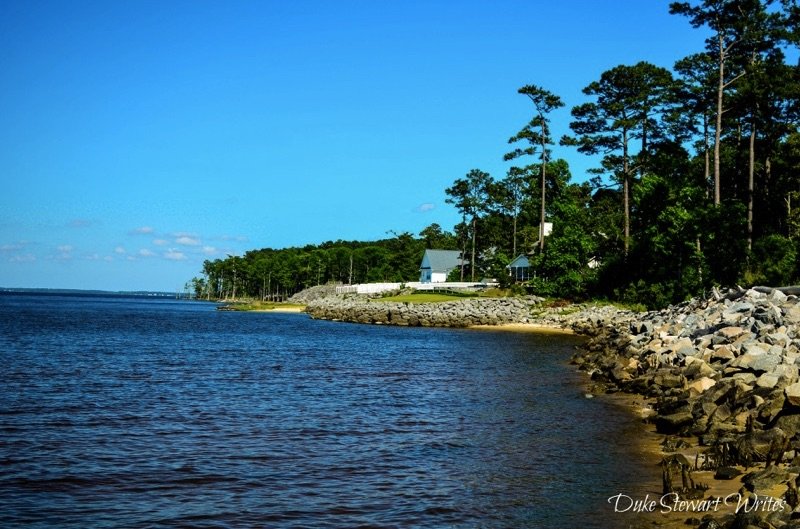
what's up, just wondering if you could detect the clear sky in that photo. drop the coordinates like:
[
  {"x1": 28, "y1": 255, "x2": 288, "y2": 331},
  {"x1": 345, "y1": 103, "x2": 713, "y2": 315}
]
[{"x1": 0, "y1": 0, "x2": 708, "y2": 292}]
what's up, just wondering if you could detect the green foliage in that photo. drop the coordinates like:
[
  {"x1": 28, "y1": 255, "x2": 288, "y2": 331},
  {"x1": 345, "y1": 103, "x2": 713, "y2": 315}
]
[
  {"x1": 419, "y1": 223, "x2": 457, "y2": 250},
  {"x1": 616, "y1": 279, "x2": 676, "y2": 311},
  {"x1": 701, "y1": 201, "x2": 749, "y2": 287},
  {"x1": 745, "y1": 235, "x2": 799, "y2": 286},
  {"x1": 200, "y1": 234, "x2": 425, "y2": 300}
]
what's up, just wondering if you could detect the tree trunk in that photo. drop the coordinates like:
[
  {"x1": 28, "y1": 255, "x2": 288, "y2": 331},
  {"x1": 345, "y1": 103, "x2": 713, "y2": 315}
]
[
  {"x1": 512, "y1": 214, "x2": 518, "y2": 257},
  {"x1": 471, "y1": 216, "x2": 477, "y2": 282},
  {"x1": 704, "y1": 112, "x2": 710, "y2": 198},
  {"x1": 641, "y1": 110, "x2": 648, "y2": 177},
  {"x1": 714, "y1": 32, "x2": 724, "y2": 206},
  {"x1": 747, "y1": 118, "x2": 756, "y2": 252},
  {"x1": 696, "y1": 238, "x2": 703, "y2": 284},
  {"x1": 540, "y1": 133, "x2": 547, "y2": 252},
  {"x1": 460, "y1": 215, "x2": 467, "y2": 281},
  {"x1": 623, "y1": 129, "x2": 630, "y2": 257}
]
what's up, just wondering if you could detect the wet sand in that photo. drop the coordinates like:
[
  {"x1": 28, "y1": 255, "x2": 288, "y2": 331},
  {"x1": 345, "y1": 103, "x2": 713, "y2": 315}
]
[{"x1": 468, "y1": 322, "x2": 575, "y2": 334}]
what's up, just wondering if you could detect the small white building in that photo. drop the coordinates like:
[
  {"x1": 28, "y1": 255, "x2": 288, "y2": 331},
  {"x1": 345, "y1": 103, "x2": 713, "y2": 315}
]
[
  {"x1": 539, "y1": 222, "x2": 553, "y2": 239},
  {"x1": 507, "y1": 254, "x2": 532, "y2": 282},
  {"x1": 419, "y1": 249, "x2": 464, "y2": 283}
]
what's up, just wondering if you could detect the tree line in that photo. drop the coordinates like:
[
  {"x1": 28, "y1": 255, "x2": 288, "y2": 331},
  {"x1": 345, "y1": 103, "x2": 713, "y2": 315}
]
[
  {"x1": 192, "y1": 0, "x2": 800, "y2": 309},
  {"x1": 191, "y1": 233, "x2": 439, "y2": 301}
]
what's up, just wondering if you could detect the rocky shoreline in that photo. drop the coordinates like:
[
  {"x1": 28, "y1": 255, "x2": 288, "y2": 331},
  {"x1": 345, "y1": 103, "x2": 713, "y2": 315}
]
[
  {"x1": 306, "y1": 287, "x2": 800, "y2": 528},
  {"x1": 305, "y1": 294, "x2": 549, "y2": 327},
  {"x1": 570, "y1": 286, "x2": 800, "y2": 529}
]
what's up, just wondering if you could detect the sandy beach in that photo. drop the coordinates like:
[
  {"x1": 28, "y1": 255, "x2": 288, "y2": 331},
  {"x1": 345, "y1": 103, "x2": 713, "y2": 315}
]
[
  {"x1": 255, "y1": 305, "x2": 305, "y2": 313},
  {"x1": 468, "y1": 322, "x2": 575, "y2": 334}
]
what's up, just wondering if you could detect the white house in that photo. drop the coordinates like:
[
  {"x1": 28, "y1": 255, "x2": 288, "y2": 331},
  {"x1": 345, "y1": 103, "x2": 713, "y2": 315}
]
[{"x1": 419, "y1": 249, "x2": 464, "y2": 283}]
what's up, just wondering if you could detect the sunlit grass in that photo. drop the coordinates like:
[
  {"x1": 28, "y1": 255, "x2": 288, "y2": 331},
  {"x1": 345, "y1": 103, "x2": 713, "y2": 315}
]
[
  {"x1": 373, "y1": 292, "x2": 475, "y2": 303},
  {"x1": 374, "y1": 288, "x2": 520, "y2": 304}
]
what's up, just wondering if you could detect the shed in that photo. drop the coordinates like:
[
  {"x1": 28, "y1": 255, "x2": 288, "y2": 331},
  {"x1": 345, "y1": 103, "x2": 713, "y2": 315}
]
[{"x1": 507, "y1": 254, "x2": 532, "y2": 282}]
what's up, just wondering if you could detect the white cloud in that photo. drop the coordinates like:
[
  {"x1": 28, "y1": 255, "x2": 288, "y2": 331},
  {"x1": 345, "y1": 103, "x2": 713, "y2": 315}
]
[
  {"x1": 164, "y1": 249, "x2": 187, "y2": 261},
  {"x1": 104, "y1": 256, "x2": 114, "y2": 262},
  {"x1": 0, "y1": 243, "x2": 25, "y2": 252},
  {"x1": 132, "y1": 226, "x2": 155, "y2": 235},
  {"x1": 9, "y1": 253, "x2": 35, "y2": 263},
  {"x1": 153, "y1": 239, "x2": 169, "y2": 246},
  {"x1": 55, "y1": 245, "x2": 73, "y2": 260},
  {"x1": 175, "y1": 235, "x2": 201, "y2": 246},
  {"x1": 114, "y1": 246, "x2": 126, "y2": 254},
  {"x1": 139, "y1": 248, "x2": 156, "y2": 257},
  {"x1": 68, "y1": 219, "x2": 93, "y2": 229},
  {"x1": 202, "y1": 246, "x2": 219, "y2": 256},
  {"x1": 220, "y1": 234, "x2": 248, "y2": 242},
  {"x1": 415, "y1": 203, "x2": 436, "y2": 213}
]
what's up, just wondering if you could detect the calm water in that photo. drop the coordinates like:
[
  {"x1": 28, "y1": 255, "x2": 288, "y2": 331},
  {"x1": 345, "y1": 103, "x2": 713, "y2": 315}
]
[{"x1": 0, "y1": 293, "x2": 650, "y2": 528}]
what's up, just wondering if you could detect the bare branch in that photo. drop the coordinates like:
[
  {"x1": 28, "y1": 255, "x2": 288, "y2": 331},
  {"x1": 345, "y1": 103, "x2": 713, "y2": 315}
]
[{"x1": 722, "y1": 71, "x2": 746, "y2": 89}]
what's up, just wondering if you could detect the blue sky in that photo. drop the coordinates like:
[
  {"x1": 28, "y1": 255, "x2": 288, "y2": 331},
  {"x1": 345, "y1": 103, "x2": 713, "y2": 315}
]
[{"x1": 0, "y1": 0, "x2": 707, "y2": 292}]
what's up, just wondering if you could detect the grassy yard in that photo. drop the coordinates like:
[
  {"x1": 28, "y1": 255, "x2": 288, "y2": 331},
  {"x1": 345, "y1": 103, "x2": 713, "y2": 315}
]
[
  {"x1": 373, "y1": 289, "x2": 513, "y2": 304},
  {"x1": 372, "y1": 293, "x2": 470, "y2": 303}
]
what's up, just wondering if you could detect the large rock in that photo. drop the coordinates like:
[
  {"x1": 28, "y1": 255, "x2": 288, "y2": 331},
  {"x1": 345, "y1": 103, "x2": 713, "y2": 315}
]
[
  {"x1": 711, "y1": 345, "x2": 737, "y2": 362},
  {"x1": 654, "y1": 371, "x2": 686, "y2": 390},
  {"x1": 756, "y1": 373, "x2": 780, "y2": 389},
  {"x1": 785, "y1": 383, "x2": 800, "y2": 407},
  {"x1": 750, "y1": 353, "x2": 781, "y2": 374},
  {"x1": 785, "y1": 305, "x2": 800, "y2": 325},
  {"x1": 772, "y1": 411, "x2": 800, "y2": 438},
  {"x1": 655, "y1": 411, "x2": 695, "y2": 434},
  {"x1": 742, "y1": 465, "x2": 791, "y2": 493},
  {"x1": 685, "y1": 358, "x2": 716, "y2": 379},
  {"x1": 688, "y1": 376, "x2": 717, "y2": 396}
]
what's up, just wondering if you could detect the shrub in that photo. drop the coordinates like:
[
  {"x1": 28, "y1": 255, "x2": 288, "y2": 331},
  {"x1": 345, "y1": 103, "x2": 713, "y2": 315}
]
[{"x1": 745, "y1": 235, "x2": 799, "y2": 287}]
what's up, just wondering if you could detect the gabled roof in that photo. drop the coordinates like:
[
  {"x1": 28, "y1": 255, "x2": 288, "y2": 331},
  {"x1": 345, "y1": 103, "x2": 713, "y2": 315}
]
[
  {"x1": 420, "y1": 249, "x2": 463, "y2": 272},
  {"x1": 507, "y1": 254, "x2": 530, "y2": 268}
]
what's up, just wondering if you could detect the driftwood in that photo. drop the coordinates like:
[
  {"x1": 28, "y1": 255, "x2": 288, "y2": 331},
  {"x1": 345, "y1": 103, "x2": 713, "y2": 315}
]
[
  {"x1": 749, "y1": 285, "x2": 800, "y2": 296},
  {"x1": 661, "y1": 453, "x2": 707, "y2": 498},
  {"x1": 714, "y1": 285, "x2": 800, "y2": 302}
]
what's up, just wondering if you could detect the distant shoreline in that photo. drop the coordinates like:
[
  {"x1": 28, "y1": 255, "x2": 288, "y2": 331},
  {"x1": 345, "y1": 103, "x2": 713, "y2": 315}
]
[{"x1": 0, "y1": 288, "x2": 183, "y2": 298}]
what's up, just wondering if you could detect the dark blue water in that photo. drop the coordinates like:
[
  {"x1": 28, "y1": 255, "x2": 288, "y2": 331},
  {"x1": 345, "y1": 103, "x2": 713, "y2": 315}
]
[{"x1": 0, "y1": 293, "x2": 651, "y2": 528}]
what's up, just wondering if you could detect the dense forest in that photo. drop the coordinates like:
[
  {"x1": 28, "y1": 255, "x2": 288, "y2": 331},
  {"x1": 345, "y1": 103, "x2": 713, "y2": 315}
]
[{"x1": 192, "y1": 0, "x2": 800, "y2": 309}]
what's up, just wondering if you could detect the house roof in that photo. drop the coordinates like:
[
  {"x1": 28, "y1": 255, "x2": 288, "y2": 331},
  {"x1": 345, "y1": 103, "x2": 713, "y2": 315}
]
[
  {"x1": 420, "y1": 249, "x2": 463, "y2": 272},
  {"x1": 507, "y1": 254, "x2": 530, "y2": 268}
]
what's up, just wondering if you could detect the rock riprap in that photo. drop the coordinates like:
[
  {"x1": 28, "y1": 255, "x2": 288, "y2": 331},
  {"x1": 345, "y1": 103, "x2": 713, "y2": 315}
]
[
  {"x1": 305, "y1": 295, "x2": 546, "y2": 327},
  {"x1": 570, "y1": 286, "x2": 800, "y2": 528}
]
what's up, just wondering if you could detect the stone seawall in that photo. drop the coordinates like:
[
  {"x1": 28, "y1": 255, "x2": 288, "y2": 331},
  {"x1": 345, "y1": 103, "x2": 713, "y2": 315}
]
[
  {"x1": 305, "y1": 295, "x2": 545, "y2": 327},
  {"x1": 569, "y1": 287, "x2": 800, "y2": 529}
]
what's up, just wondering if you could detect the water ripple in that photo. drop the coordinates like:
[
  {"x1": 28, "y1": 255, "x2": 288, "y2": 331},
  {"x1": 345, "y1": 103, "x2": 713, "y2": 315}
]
[{"x1": 0, "y1": 293, "x2": 649, "y2": 528}]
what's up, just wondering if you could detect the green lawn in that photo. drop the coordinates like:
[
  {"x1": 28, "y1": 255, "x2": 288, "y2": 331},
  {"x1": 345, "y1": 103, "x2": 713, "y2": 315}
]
[{"x1": 372, "y1": 292, "x2": 478, "y2": 303}]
